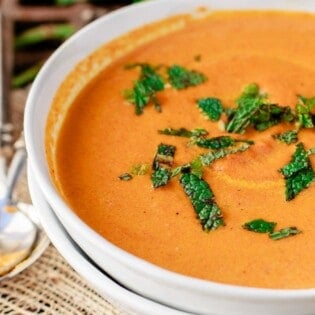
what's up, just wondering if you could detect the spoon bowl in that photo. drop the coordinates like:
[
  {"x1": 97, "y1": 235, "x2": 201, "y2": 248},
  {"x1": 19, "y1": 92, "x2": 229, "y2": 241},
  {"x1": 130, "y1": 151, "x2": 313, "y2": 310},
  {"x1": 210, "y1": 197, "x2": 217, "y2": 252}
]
[
  {"x1": 0, "y1": 140, "x2": 49, "y2": 280},
  {"x1": 0, "y1": 208, "x2": 37, "y2": 276}
]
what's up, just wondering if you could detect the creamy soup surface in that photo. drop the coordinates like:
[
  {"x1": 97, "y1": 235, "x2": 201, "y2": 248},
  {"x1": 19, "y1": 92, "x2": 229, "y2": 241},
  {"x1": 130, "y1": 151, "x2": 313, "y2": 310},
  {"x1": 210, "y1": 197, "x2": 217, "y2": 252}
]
[{"x1": 47, "y1": 10, "x2": 315, "y2": 289}]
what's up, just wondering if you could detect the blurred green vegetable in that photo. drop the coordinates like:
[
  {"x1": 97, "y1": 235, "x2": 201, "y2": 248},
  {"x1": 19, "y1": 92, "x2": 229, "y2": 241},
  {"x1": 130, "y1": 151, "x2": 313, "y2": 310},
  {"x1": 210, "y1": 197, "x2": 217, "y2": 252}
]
[
  {"x1": 12, "y1": 62, "x2": 43, "y2": 88},
  {"x1": 15, "y1": 24, "x2": 75, "y2": 49}
]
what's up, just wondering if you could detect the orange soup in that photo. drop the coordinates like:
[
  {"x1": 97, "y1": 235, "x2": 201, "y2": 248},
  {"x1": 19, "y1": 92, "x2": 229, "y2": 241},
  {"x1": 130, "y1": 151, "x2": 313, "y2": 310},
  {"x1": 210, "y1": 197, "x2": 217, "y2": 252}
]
[{"x1": 47, "y1": 10, "x2": 315, "y2": 289}]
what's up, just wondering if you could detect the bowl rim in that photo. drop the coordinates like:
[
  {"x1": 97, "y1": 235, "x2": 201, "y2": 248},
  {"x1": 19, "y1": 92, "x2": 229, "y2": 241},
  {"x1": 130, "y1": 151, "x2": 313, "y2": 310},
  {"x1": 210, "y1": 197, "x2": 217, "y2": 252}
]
[{"x1": 24, "y1": 0, "x2": 315, "y2": 302}]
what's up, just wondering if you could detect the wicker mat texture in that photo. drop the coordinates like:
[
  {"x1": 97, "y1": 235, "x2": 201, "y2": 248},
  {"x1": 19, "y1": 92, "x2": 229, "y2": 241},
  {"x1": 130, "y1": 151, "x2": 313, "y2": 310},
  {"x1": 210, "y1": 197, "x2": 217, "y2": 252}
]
[{"x1": 0, "y1": 245, "x2": 125, "y2": 315}]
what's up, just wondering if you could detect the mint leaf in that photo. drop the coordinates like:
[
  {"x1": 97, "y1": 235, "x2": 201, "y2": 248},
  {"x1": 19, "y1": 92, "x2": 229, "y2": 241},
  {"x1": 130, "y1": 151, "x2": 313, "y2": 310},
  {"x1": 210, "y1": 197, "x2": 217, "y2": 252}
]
[
  {"x1": 167, "y1": 65, "x2": 207, "y2": 90},
  {"x1": 296, "y1": 95, "x2": 315, "y2": 128},
  {"x1": 130, "y1": 163, "x2": 149, "y2": 176},
  {"x1": 124, "y1": 63, "x2": 165, "y2": 115},
  {"x1": 269, "y1": 227, "x2": 301, "y2": 240},
  {"x1": 151, "y1": 168, "x2": 171, "y2": 188},
  {"x1": 118, "y1": 173, "x2": 133, "y2": 181},
  {"x1": 151, "y1": 143, "x2": 176, "y2": 188},
  {"x1": 195, "y1": 136, "x2": 253, "y2": 150},
  {"x1": 279, "y1": 143, "x2": 315, "y2": 200},
  {"x1": 250, "y1": 104, "x2": 295, "y2": 131},
  {"x1": 226, "y1": 83, "x2": 266, "y2": 134},
  {"x1": 197, "y1": 97, "x2": 223, "y2": 121},
  {"x1": 285, "y1": 168, "x2": 314, "y2": 201},
  {"x1": 243, "y1": 219, "x2": 276, "y2": 233},
  {"x1": 158, "y1": 127, "x2": 208, "y2": 138},
  {"x1": 179, "y1": 172, "x2": 224, "y2": 231},
  {"x1": 280, "y1": 143, "x2": 312, "y2": 178},
  {"x1": 199, "y1": 141, "x2": 253, "y2": 166},
  {"x1": 273, "y1": 130, "x2": 298, "y2": 145}
]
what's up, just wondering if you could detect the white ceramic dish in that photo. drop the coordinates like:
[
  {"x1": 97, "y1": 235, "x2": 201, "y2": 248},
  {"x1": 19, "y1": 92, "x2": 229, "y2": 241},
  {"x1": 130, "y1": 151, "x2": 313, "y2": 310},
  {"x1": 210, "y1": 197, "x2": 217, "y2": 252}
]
[
  {"x1": 27, "y1": 162, "x2": 190, "y2": 315},
  {"x1": 24, "y1": 1, "x2": 315, "y2": 314}
]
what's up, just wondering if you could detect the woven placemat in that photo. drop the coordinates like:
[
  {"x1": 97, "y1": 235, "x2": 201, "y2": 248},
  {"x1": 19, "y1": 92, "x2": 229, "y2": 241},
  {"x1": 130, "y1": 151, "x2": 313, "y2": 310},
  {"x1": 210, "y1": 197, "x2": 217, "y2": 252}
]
[
  {"x1": 0, "y1": 162, "x2": 126, "y2": 315},
  {"x1": 0, "y1": 245, "x2": 126, "y2": 314}
]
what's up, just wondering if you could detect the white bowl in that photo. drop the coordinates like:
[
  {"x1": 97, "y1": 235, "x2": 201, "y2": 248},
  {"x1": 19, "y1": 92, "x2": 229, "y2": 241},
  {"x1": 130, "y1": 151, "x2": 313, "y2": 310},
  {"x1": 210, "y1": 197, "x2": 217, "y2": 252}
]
[
  {"x1": 27, "y1": 162, "x2": 189, "y2": 315},
  {"x1": 24, "y1": 1, "x2": 315, "y2": 314}
]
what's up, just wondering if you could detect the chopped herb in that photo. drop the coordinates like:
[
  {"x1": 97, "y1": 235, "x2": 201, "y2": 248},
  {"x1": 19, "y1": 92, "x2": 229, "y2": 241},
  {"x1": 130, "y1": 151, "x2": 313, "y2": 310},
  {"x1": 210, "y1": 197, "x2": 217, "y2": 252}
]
[
  {"x1": 179, "y1": 172, "x2": 224, "y2": 231},
  {"x1": 167, "y1": 64, "x2": 207, "y2": 90},
  {"x1": 273, "y1": 130, "x2": 298, "y2": 145},
  {"x1": 124, "y1": 63, "x2": 165, "y2": 115},
  {"x1": 140, "y1": 64, "x2": 164, "y2": 90},
  {"x1": 225, "y1": 83, "x2": 266, "y2": 134},
  {"x1": 151, "y1": 168, "x2": 171, "y2": 187},
  {"x1": 197, "y1": 97, "x2": 223, "y2": 121},
  {"x1": 250, "y1": 104, "x2": 295, "y2": 131},
  {"x1": 130, "y1": 163, "x2": 149, "y2": 176},
  {"x1": 156, "y1": 143, "x2": 176, "y2": 158},
  {"x1": 189, "y1": 157, "x2": 204, "y2": 178},
  {"x1": 118, "y1": 173, "x2": 133, "y2": 181},
  {"x1": 226, "y1": 84, "x2": 295, "y2": 133},
  {"x1": 296, "y1": 95, "x2": 315, "y2": 128},
  {"x1": 151, "y1": 143, "x2": 176, "y2": 188},
  {"x1": 280, "y1": 143, "x2": 312, "y2": 178},
  {"x1": 269, "y1": 227, "x2": 301, "y2": 240},
  {"x1": 172, "y1": 157, "x2": 204, "y2": 179},
  {"x1": 243, "y1": 220, "x2": 301, "y2": 241},
  {"x1": 198, "y1": 141, "x2": 253, "y2": 166},
  {"x1": 158, "y1": 127, "x2": 208, "y2": 138},
  {"x1": 285, "y1": 168, "x2": 315, "y2": 201},
  {"x1": 243, "y1": 218, "x2": 276, "y2": 233},
  {"x1": 195, "y1": 136, "x2": 253, "y2": 150},
  {"x1": 279, "y1": 143, "x2": 315, "y2": 200}
]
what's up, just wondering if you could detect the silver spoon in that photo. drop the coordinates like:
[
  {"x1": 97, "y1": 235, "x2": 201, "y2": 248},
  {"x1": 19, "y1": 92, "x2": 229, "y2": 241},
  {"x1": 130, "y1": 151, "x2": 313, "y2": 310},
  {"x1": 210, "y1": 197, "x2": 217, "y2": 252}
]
[
  {"x1": 0, "y1": 11, "x2": 48, "y2": 279},
  {"x1": 0, "y1": 9, "x2": 37, "y2": 276},
  {"x1": 0, "y1": 136, "x2": 38, "y2": 277}
]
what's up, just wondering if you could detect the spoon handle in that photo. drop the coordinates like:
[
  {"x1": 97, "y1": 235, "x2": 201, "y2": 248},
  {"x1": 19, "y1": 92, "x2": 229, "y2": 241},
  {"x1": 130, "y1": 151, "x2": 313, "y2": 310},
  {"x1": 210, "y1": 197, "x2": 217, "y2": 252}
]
[{"x1": 6, "y1": 135, "x2": 27, "y2": 203}]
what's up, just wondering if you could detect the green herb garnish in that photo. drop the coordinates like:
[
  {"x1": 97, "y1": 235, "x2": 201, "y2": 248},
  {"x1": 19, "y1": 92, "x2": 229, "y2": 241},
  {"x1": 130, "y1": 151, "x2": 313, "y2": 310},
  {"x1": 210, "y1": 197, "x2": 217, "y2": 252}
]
[
  {"x1": 197, "y1": 97, "x2": 223, "y2": 121},
  {"x1": 130, "y1": 163, "x2": 149, "y2": 176},
  {"x1": 195, "y1": 136, "x2": 253, "y2": 150},
  {"x1": 179, "y1": 172, "x2": 224, "y2": 231},
  {"x1": 172, "y1": 157, "x2": 204, "y2": 179},
  {"x1": 167, "y1": 65, "x2": 207, "y2": 90},
  {"x1": 198, "y1": 141, "x2": 253, "y2": 166},
  {"x1": 118, "y1": 173, "x2": 133, "y2": 181},
  {"x1": 296, "y1": 95, "x2": 315, "y2": 128},
  {"x1": 279, "y1": 143, "x2": 315, "y2": 200},
  {"x1": 225, "y1": 83, "x2": 266, "y2": 133},
  {"x1": 243, "y1": 218, "x2": 276, "y2": 233},
  {"x1": 269, "y1": 227, "x2": 301, "y2": 240},
  {"x1": 119, "y1": 163, "x2": 149, "y2": 180},
  {"x1": 280, "y1": 143, "x2": 312, "y2": 178},
  {"x1": 226, "y1": 84, "x2": 295, "y2": 133},
  {"x1": 124, "y1": 63, "x2": 165, "y2": 115},
  {"x1": 273, "y1": 130, "x2": 298, "y2": 145},
  {"x1": 250, "y1": 104, "x2": 295, "y2": 131},
  {"x1": 151, "y1": 143, "x2": 176, "y2": 188},
  {"x1": 284, "y1": 168, "x2": 315, "y2": 201},
  {"x1": 243, "y1": 220, "x2": 301, "y2": 240},
  {"x1": 158, "y1": 127, "x2": 208, "y2": 138}
]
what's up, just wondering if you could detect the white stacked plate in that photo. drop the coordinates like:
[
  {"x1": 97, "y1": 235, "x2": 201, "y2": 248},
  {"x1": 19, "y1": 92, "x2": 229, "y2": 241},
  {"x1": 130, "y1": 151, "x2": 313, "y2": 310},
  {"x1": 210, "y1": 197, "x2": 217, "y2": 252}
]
[{"x1": 24, "y1": 1, "x2": 315, "y2": 314}]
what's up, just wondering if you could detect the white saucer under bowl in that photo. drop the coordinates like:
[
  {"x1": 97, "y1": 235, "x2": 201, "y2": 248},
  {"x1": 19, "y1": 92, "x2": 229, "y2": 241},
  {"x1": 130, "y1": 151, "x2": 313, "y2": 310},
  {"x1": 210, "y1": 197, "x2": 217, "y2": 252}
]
[{"x1": 27, "y1": 162, "x2": 191, "y2": 315}]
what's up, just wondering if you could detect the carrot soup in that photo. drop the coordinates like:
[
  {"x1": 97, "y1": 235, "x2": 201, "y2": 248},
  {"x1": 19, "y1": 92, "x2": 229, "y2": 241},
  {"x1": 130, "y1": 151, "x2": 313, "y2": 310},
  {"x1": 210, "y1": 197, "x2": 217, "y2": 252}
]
[{"x1": 46, "y1": 10, "x2": 315, "y2": 289}]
